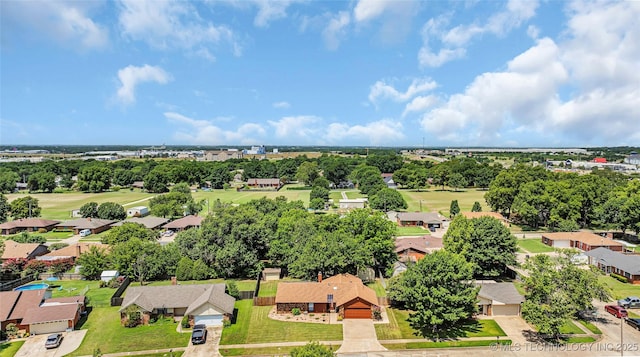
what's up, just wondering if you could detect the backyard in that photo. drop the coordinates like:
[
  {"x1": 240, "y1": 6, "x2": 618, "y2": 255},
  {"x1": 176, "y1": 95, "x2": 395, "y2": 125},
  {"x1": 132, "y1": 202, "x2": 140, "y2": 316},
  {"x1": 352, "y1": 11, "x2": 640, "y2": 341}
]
[{"x1": 517, "y1": 238, "x2": 556, "y2": 253}]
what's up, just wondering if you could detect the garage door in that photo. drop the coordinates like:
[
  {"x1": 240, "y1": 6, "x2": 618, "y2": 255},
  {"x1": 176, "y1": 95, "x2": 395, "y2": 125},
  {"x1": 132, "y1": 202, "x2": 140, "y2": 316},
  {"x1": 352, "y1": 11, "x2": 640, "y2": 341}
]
[
  {"x1": 194, "y1": 314, "x2": 223, "y2": 326},
  {"x1": 492, "y1": 304, "x2": 520, "y2": 316},
  {"x1": 30, "y1": 321, "x2": 68, "y2": 335},
  {"x1": 344, "y1": 308, "x2": 371, "y2": 319}
]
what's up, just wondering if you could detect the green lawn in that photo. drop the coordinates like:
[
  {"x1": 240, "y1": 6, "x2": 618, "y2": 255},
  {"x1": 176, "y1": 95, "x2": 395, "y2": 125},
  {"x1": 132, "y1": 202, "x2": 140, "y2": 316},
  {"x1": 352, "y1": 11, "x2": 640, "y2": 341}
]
[
  {"x1": 220, "y1": 345, "x2": 341, "y2": 356},
  {"x1": 383, "y1": 340, "x2": 512, "y2": 350},
  {"x1": 396, "y1": 226, "x2": 430, "y2": 236},
  {"x1": 563, "y1": 336, "x2": 596, "y2": 343},
  {"x1": 517, "y1": 239, "x2": 555, "y2": 253},
  {"x1": 5, "y1": 191, "x2": 157, "y2": 220},
  {"x1": 257, "y1": 281, "x2": 278, "y2": 297},
  {"x1": 598, "y1": 275, "x2": 640, "y2": 300},
  {"x1": 399, "y1": 189, "x2": 489, "y2": 216},
  {"x1": 0, "y1": 341, "x2": 25, "y2": 357},
  {"x1": 375, "y1": 308, "x2": 506, "y2": 340},
  {"x1": 367, "y1": 280, "x2": 387, "y2": 297},
  {"x1": 559, "y1": 320, "x2": 583, "y2": 334},
  {"x1": 67, "y1": 309, "x2": 190, "y2": 356},
  {"x1": 220, "y1": 300, "x2": 342, "y2": 345},
  {"x1": 191, "y1": 188, "x2": 311, "y2": 210},
  {"x1": 578, "y1": 320, "x2": 602, "y2": 334}
]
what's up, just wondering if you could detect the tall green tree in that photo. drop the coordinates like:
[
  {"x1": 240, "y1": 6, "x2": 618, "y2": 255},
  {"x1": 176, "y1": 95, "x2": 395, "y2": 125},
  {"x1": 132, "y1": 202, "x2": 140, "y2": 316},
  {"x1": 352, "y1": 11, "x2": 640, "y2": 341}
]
[
  {"x1": 447, "y1": 173, "x2": 467, "y2": 191},
  {"x1": 471, "y1": 201, "x2": 482, "y2": 212},
  {"x1": 387, "y1": 250, "x2": 478, "y2": 339},
  {"x1": 369, "y1": 188, "x2": 407, "y2": 212},
  {"x1": 79, "y1": 202, "x2": 99, "y2": 218},
  {"x1": 0, "y1": 194, "x2": 9, "y2": 223},
  {"x1": 77, "y1": 245, "x2": 110, "y2": 280},
  {"x1": 101, "y1": 223, "x2": 157, "y2": 245},
  {"x1": 97, "y1": 202, "x2": 126, "y2": 220},
  {"x1": 296, "y1": 162, "x2": 320, "y2": 185},
  {"x1": 175, "y1": 257, "x2": 194, "y2": 281},
  {"x1": 449, "y1": 200, "x2": 460, "y2": 217},
  {"x1": 521, "y1": 254, "x2": 610, "y2": 339},
  {"x1": 0, "y1": 170, "x2": 20, "y2": 193},
  {"x1": 10, "y1": 196, "x2": 41, "y2": 219},
  {"x1": 77, "y1": 166, "x2": 112, "y2": 192},
  {"x1": 350, "y1": 165, "x2": 385, "y2": 195},
  {"x1": 144, "y1": 167, "x2": 170, "y2": 193},
  {"x1": 443, "y1": 216, "x2": 517, "y2": 278},
  {"x1": 27, "y1": 171, "x2": 56, "y2": 192}
]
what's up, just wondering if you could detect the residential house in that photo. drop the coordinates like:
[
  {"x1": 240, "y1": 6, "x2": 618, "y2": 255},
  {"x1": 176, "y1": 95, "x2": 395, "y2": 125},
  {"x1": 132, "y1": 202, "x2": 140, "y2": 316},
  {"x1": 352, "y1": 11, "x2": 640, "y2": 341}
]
[
  {"x1": 584, "y1": 248, "x2": 640, "y2": 284},
  {"x1": 476, "y1": 281, "x2": 525, "y2": 316},
  {"x1": 55, "y1": 218, "x2": 115, "y2": 235},
  {"x1": 112, "y1": 216, "x2": 169, "y2": 230},
  {"x1": 119, "y1": 284, "x2": 235, "y2": 326},
  {"x1": 461, "y1": 211, "x2": 509, "y2": 225},
  {"x1": 131, "y1": 181, "x2": 145, "y2": 189},
  {"x1": 541, "y1": 232, "x2": 624, "y2": 252},
  {"x1": 339, "y1": 198, "x2": 368, "y2": 210},
  {"x1": 246, "y1": 178, "x2": 282, "y2": 190},
  {"x1": 395, "y1": 236, "x2": 443, "y2": 262},
  {"x1": 126, "y1": 206, "x2": 149, "y2": 217},
  {"x1": 37, "y1": 243, "x2": 109, "y2": 263},
  {"x1": 162, "y1": 215, "x2": 203, "y2": 232},
  {"x1": 275, "y1": 273, "x2": 378, "y2": 319},
  {"x1": 0, "y1": 218, "x2": 61, "y2": 235},
  {"x1": 1, "y1": 240, "x2": 49, "y2": 263},
  {"x1": 0, "y1": 289, "x2": 84, "y2": 334},
  {"x1": 381, "y1": 173, "x2": 397, "y2": 189},
  {"x1": 396, "y1": 212, "x2": 449, "y2": 232}
]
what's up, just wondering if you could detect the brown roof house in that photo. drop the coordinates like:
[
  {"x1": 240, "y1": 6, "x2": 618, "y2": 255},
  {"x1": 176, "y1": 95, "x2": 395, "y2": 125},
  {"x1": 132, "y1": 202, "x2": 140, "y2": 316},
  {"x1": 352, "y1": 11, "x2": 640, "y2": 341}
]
[
  {"x1": 541, "y1": 232, "x2": 624, "y2": 252},
  {"x1": 1, "y1": 240, "x2": 49, "y2": 263},
  {"x1": 55, "y1": 218, "x2": 115, "y2": 235},
  {"x1": 395, "y1": 236, "x2": 443, "y2": 262},
  {"x1": 0, "y1": 289, "x2": 85, "y2": 334},
  {"x1": 37, "y1": 243, "x2": 109, "y2": 262},
  {"x1": 119, "y1": 284, "x2": 235, "y2": 327},
  {"x1": 461, "y1": 212, "x2": 509, "y2": 225},
  {"x1": 276, "y1": 273, "x2": 379, "y2": 319},
  {"x1": 396, "y1": 212, "x2": 450, "y2": 232},
  {"x1": 162, "y1": 215, "x2": 204, "y2": 231},
  {"x1": 476, "y1": 281, "x2": 525, "y2": 316},
  {"x1": 0, "y1": 218, "x2": 61, "y2": 235},
  {"x1": 246, "y1": 178, "x2": 282, "y2": 190}
]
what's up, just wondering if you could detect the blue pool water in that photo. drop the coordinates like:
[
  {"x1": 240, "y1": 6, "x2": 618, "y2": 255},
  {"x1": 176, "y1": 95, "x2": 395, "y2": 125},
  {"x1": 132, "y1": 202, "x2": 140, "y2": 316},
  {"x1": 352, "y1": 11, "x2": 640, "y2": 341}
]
[{"x1": 14, "y1": 283, "x2": 49, "y2": 291}]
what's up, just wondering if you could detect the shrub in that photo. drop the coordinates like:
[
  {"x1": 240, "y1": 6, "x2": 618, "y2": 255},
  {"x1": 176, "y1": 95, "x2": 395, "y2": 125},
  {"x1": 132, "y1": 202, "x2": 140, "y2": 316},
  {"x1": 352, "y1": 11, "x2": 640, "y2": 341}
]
[
  {"x1": 108, "y1": 278, "x2": 122, "y2": 289},
  {"x1": 611, "y1": 273, "x2": 629, "y2": 283},
  {"x1": 49, "y1": 242, "x2": 69, "y2": 251},
  {"x1": 292, "y1": 308, "x2": 301, "y2": 316},
  {"x1": 181, "y1": 315, "x2": 190, "y2": 328},
  {"x1": 226, "y1": 281, "x2": 240, "y2": 299},
  {"x1": 223, "y1": 319, "x2": 231, "y2": 328},
  {"x1": 372, "y1": 308, "x2": 382, "y2": 320},
  {"x1": 337, "y1": 315, "x2": 343, "y2": 321},
  {"x1": 5, "y1": 323, "x2": 18, "y2": 338},
  {"x1": 38, "y1": 228, "x2": 48, "y2": 233}
]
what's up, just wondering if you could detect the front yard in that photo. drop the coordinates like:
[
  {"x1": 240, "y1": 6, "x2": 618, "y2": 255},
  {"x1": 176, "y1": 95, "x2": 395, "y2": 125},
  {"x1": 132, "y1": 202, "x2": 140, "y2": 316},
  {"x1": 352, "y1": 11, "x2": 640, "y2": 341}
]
[
  {"x1": 219, "y1": 300, "x2": 343, "y2": 346},
  {"x1": 0, "y1": 341, "x2": 25, "y2": 357},
  {"x1": 375, "y1": 308, "x2": 506, "y2": 340},
  {"x1": 598, "y1": 275, "x2": 640, "y2": 299},
  {"x1": 517, "y1": 238, "x2": 555, "y2": 253}
]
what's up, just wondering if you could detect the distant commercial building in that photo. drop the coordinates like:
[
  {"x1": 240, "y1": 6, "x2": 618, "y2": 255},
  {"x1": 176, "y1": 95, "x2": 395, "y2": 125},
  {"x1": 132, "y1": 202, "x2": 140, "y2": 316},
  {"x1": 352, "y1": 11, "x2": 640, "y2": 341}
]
[
  {"x1": 202, "y1": 150, "x2": 243, "y2": 162},
  {"x1": 243, "y1": 145, "x2": 266, "y2": 155}
]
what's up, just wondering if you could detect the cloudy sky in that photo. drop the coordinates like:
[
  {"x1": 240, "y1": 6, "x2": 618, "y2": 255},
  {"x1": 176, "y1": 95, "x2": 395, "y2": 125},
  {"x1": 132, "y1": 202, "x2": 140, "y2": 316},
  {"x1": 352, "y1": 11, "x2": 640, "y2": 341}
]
[{"x1": 1, "y1": 0, "x2": 638, "y2": 147}]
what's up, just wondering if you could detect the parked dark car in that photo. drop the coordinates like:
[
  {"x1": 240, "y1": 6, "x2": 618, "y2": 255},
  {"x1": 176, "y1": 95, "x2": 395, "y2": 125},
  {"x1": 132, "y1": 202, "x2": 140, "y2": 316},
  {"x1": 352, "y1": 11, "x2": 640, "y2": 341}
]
[
  {"x1": 627, "y1": 318, "x2": 640, "y2": 331},
  {"x1": 45, "y1": 333, "x2": 63, "y2": 349},
  {"x1": 191, "y1": 324, "x2": 207, "y2": 345}
]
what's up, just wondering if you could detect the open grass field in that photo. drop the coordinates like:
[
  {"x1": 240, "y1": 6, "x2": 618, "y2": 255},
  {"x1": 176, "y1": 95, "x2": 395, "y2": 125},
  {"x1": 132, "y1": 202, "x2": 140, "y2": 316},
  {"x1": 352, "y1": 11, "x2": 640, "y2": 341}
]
[
  {"x1": 191, "y1": 189, "x2": 311, "y2": 209},
  {"x1": 220, "y1": 300, "x2": 342, "y2": 345},
  {"x1": 375, "y1": 308, "x2": 506, "y2": 340},
  {"x1": 517, "y1": 239, "x2": 556, "y2": 253},
  {"x1": 399, "y1": 189, "x2": 489, "y2": 216},
  {"x1": 598, "y1": 275, "x2": 640, "y2": 300},
  {"x1": 0, "y1": 341, "x2": 25, "y2": 357},
  {"x1": 5, "y1": 191, "x2": 157, "y2": 220}
]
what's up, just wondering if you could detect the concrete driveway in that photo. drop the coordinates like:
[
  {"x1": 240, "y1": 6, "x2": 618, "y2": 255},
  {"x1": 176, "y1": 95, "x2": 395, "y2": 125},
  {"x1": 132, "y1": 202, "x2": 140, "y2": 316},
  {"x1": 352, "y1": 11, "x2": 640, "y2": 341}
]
[
  {"x1": 491, "y1": 316, "x2": 534, "y2": 344},
  {"x1": 14, "y1": 330, "x2": 86, "y2": 357},
  {"x1": 336, "y1": 319, "x2": 386, "y2": 353},
  {"x1": 182, "y1": 326, "x2": 221, "y2": 357}
]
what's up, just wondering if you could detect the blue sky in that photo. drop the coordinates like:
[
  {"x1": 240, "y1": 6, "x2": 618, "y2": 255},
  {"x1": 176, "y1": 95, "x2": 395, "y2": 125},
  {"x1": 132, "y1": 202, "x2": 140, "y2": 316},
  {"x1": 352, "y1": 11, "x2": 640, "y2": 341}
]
[{"x1": 1, "y1": 0, "x2": 638, "y2": 147}]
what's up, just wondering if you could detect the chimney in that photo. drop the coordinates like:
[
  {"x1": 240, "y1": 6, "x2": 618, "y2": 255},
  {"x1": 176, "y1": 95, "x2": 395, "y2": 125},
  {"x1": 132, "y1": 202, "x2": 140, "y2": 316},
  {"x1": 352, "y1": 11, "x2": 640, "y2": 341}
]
[
  {"x1": 317, "y1": 272, "x2": 322, "y2": 283},
  {"x1": 171, "y1": 276, "x2": 177, "y2": 285}
]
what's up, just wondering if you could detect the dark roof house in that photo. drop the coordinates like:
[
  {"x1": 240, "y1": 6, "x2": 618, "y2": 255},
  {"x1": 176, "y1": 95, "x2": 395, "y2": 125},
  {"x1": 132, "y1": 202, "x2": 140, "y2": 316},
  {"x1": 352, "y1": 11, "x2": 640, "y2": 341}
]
[
  {"x1": 112, "y1": 216, "x2": 170, "y2": 229},
  {"x1": 0, "y1": 218, "x2": 61, "y2": 235},
  {"x1": 476, "y1": 281, "x2": 525, "y2": 316},
  {"x1": 162, "y1": 215, "x2": 203, "y2": 231},
  {"x1": 584, "y1": 247, "x2": 640, "y2": 284},
  {"x1": 55, "y1": 218, "x2": 115, "y2": 234}
]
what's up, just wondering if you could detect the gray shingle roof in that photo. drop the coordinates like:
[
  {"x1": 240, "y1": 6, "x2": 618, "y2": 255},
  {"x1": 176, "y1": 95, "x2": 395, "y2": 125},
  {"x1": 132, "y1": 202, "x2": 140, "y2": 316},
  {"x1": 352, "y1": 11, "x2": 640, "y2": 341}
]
[
  {"x1": 397, "y1": 212, "x2": 448, "y2": 223},
  {"x1": 56, "y1": 218, "x2": 115, "y2": 229},
  {"x1": 477, "y1": 282, "x2": 525, "y2": 304},
  {"x1": 119, "y1": 284, "x2": 235, "y2": 315},
  {"x1": 584, "y1": 247, "x2": 640, "y2": 275},
  {"x1": 112, "y1": 216, "x2": 169, "y2": 229}
]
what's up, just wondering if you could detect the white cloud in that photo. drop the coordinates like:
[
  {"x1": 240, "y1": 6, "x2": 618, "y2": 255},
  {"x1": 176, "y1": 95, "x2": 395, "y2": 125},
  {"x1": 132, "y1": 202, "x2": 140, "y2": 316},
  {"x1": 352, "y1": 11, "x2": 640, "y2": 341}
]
[
  {"x1": 325, "y1": 120, "x2": 405, "y2": 145},
  {"x1": 369, "y1": 78, "x2": 437, "y2": 105},
  {"x1": 419, "y1": 1, "x2": 640, "y2": 145},
  {"x1": 273, "y1": 101, "x2": 291, "y2": 109},
  {"x1": 117, "y1": 0, "x2": 239, "y2": 57},
  {"x1": 1, "y1": 1, "x2": 108, "y2": 50},
  {"x1": 353, "y1": 0, "x2": 394, "y2": 23},
  {"x1": 403, "y1": 95, "x2": 437, "y2": 116},
  {"x1": 165, "y1": 112, "x2": 265, "y2": 144},
  {"x1": 268, "y1": 116, "x2": 321, "y2": 139},
  {"x1": 322, "y1": 11, "x2": 351, "y2": 50},
  {"x1": 253, "y1": 0, "x2": 299, "y2": 27},
  {"x1": 116, "y1": 65, "x2": 172, "y2": 105},
  {"x1": 418, "y1": 0, "x2": 539, "y2": 67}
]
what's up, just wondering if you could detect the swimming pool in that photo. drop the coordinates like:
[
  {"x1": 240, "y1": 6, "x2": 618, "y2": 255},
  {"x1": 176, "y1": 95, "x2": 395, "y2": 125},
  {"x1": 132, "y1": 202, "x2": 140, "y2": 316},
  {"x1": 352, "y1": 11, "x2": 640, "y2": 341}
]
[{"x1": 14, "y1": 283, "x2": 49, "y2": 291}]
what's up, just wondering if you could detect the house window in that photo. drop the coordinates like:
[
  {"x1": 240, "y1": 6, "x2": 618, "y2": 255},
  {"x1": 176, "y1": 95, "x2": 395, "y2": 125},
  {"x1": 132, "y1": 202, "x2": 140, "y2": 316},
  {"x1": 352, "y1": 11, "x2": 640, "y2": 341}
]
[{"x1": 309, "y1": 303, "x2": 314, "y2": 312}]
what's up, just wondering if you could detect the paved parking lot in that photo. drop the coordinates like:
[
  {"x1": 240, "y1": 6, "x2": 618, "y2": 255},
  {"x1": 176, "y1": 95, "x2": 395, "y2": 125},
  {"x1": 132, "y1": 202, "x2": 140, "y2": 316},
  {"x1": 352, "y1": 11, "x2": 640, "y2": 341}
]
[{"x1": 14, "y1": 330, "x2": 86, "y2": 357}]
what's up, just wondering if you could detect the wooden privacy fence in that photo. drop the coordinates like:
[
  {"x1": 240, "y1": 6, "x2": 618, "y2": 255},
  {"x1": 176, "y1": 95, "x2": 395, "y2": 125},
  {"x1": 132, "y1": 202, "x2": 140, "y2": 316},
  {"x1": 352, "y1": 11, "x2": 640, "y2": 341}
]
[
  {"x1": 0, "y1": 276, "x2": 35, "y2": 291},
  {"x1": 239, "y1": 291, "x2": 255, "y2": 300},
  {"x1": 253, "y1": 296, "x2": 276, "y2": 306},
  {"x1": 377, "y1": 297, "x2": 389, "y2": 306},
  {"x1": 110, "y1": 277, "x2": 131, "y2": 306}
]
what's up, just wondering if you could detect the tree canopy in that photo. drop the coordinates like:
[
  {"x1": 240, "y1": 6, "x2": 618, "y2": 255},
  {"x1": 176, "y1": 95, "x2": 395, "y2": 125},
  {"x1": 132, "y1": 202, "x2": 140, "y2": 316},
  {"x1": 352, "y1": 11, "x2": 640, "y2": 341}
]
[
  {"x1": 369, "y1": 188, "x2": 407, "y2": 212},
  {"x1": 10, "y1": 196, "x2": 41, "y2": 219}
]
